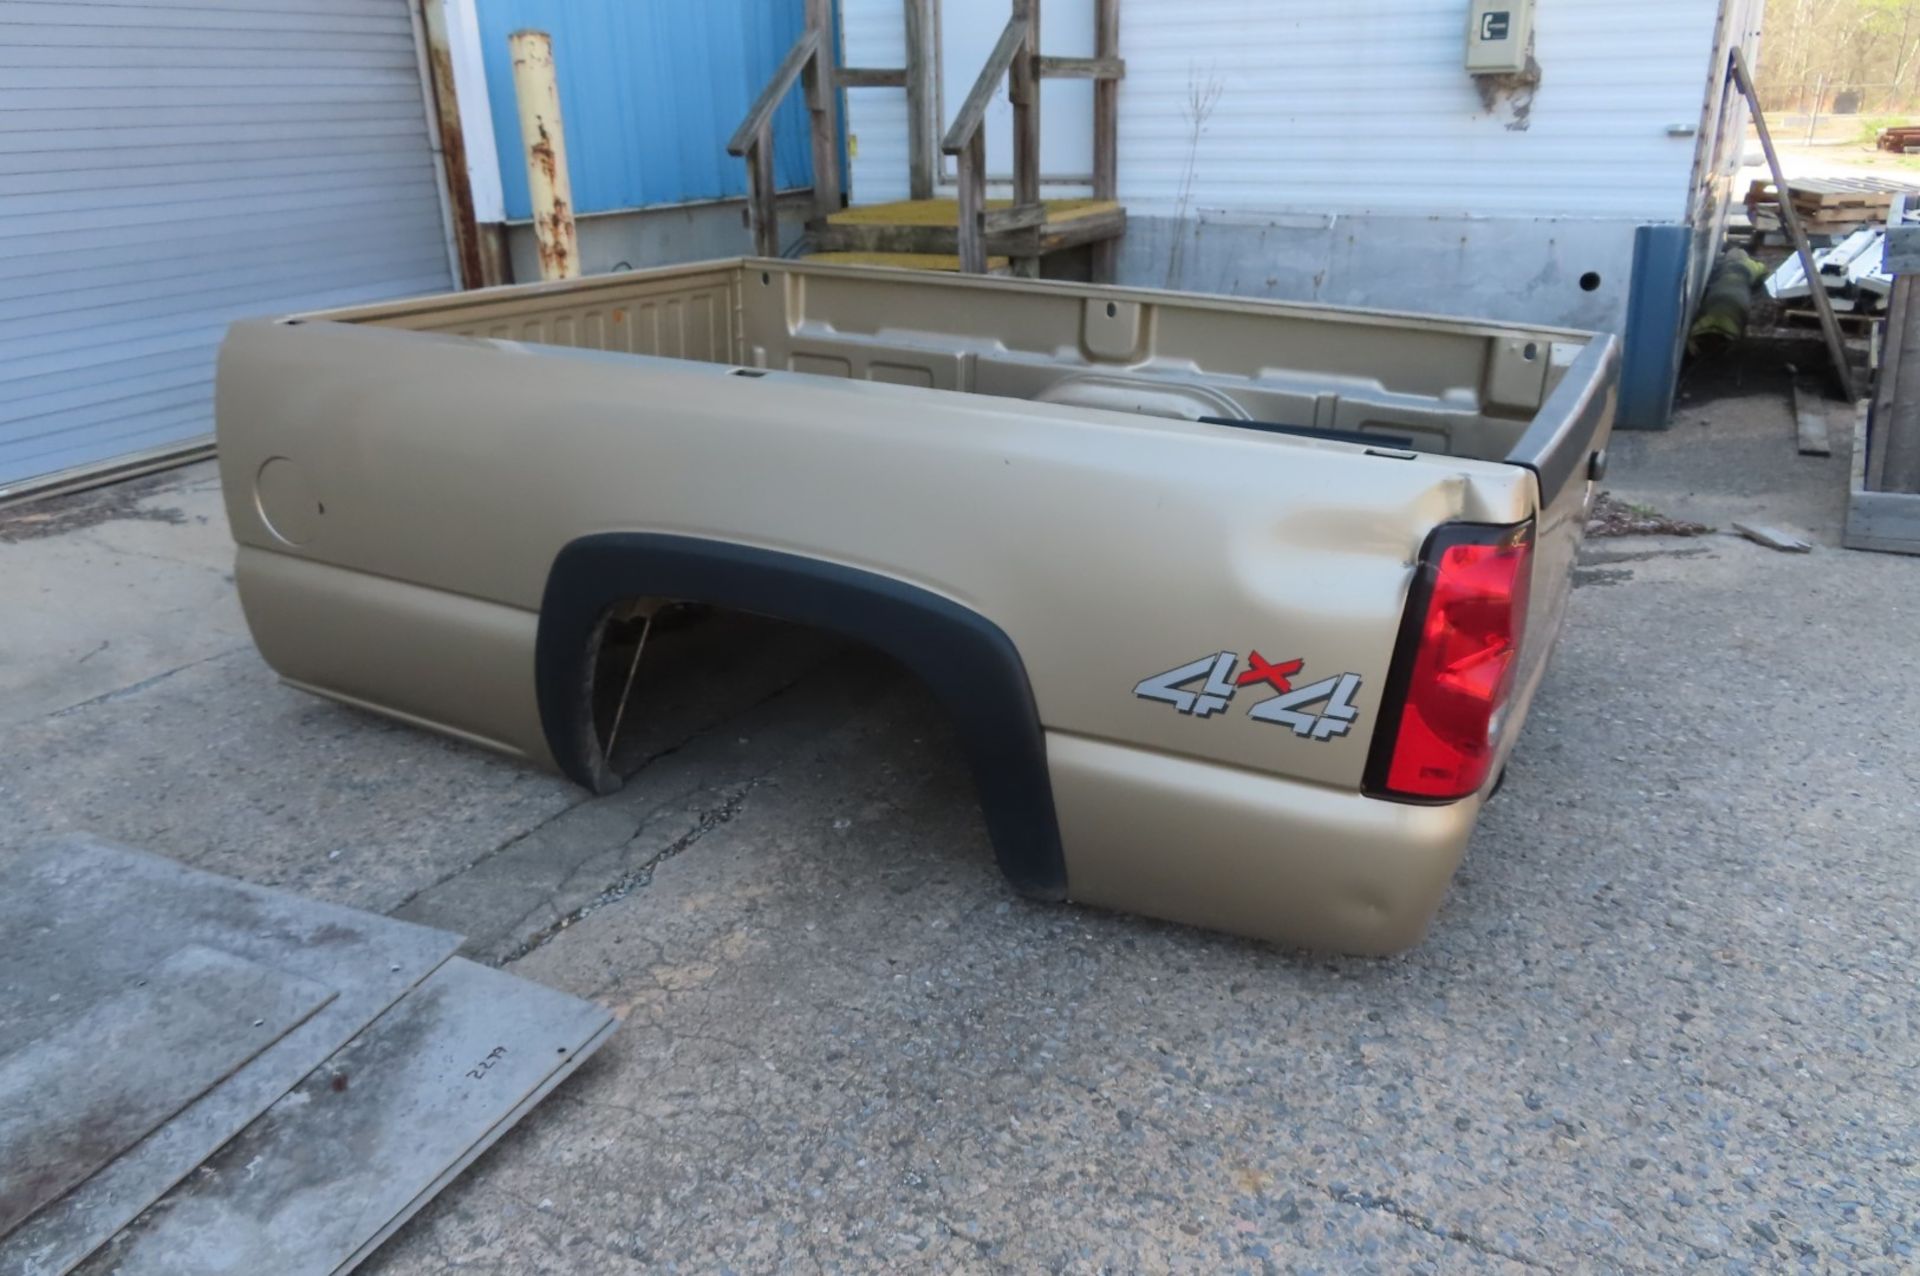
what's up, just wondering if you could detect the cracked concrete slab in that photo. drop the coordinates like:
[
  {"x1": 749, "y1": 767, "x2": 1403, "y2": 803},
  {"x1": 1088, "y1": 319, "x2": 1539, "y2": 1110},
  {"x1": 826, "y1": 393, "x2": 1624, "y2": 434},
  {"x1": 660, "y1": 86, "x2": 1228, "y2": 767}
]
[
  {"x1": 0, "y1": 580, "x2": 844, "y2": 919},
  {"x1": 2, "y1": 360, "x2": 1917, "y2": 1272},
  {"x1": 0, "y1": 646, "x2": 584, "y2": 913},
  {"x1": 0, "y1": 464, "x2": 248, "y2": 729},
  {"x1": 391, "y1": 647, "x2": 897, "y2": 964}
]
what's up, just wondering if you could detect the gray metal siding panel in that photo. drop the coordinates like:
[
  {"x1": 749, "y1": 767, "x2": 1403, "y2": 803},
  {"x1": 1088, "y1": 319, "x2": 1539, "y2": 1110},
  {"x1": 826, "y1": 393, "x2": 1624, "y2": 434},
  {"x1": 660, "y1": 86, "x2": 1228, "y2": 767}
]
[
  {"x1": 0, "y1": 202, "x2": 445, "y2": 275},
  {"x1": 0, "y1": 0, "x2": 454, "y2": 488},
  {"x1": 0, "y1": 250, "x2": 453, "y2": 342},
  {"x1": 0, "y1": 138, "x2": 442, "y2": 187},
  {"x1": 0, "y1": 2, "x2": 412, "y2": 34},
  {"x1": 1, "y1": 168, "x2": 440, "y2": 218},
  {"x1": 3, "y1": 269, "x2": 454, "y2": 375},
  {"x1": 0, "y1": 23, "x2": 408, "y2": 52},
  {"x1": 0, "y1": 117, "x2": 438, "y2": 153},
  {"x1": 0, "y1": 241, "x2": 450, "y2": 317},
  {"x1": 0, "y1": 227, "x2": 440, "y2": 294}
]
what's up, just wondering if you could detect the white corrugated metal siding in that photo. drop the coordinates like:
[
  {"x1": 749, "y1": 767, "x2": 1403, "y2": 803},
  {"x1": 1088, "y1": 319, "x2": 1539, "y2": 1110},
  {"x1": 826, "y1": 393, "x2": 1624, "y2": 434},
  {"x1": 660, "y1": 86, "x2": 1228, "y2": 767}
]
[
  {"x1": 844, "y1": 0, "x2": 1724, "y2": 221},
  {"x1": 0, "y1": 0, "x2": 455, "y2": 491},
  {"x1": 842, "y1": 0, "x2": 915, "y2": 205},
  {"x1": 1685, "y1": 0, "x2": 1764, "y2": 302}
]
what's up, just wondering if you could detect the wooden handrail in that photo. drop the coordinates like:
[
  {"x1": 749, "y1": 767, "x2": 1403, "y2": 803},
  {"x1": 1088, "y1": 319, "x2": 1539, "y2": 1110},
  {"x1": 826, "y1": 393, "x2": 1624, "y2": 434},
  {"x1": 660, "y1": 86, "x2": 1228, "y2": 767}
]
[
  {"x1": 836, "y1": 67, "x2": 906, "y2": 88},
  {"x1": 940, "y1": 14, "x2": 1026, "y2": 155},
  {"x1": 1037, "y1": 55, "x2": 1124, "y2": 80},
  {"x1": 726, "y1": 28, "x2": 819, "y2": 157},
  {"x1": 752, "y1": 0, "x2": 1117, "y2": 280}
]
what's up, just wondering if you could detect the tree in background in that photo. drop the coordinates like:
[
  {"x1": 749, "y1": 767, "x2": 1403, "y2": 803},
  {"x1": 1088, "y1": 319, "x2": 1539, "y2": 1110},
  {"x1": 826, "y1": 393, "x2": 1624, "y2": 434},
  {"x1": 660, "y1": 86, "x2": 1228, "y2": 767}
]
[{"x1": 1759, "y1": 0, "x2": 1920, "y2": 113}]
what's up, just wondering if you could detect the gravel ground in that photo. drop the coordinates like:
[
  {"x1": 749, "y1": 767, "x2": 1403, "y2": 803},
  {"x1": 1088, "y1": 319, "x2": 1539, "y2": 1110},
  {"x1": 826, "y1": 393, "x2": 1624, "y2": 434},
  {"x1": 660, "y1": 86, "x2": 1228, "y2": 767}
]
[{"x1": 2, "y1": 362, "x2": 1915, "y2": 1273}]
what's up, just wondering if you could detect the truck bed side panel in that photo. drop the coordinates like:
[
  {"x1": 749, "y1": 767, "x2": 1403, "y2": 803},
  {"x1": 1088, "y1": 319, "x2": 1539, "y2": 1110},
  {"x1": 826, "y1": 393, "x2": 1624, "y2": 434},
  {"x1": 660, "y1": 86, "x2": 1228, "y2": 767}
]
[
  {"x1": 1496, "y1": 338, "x2": 1619, "y2": 774},
  {"x1": 218, "y1": 319, "x2": 1535, "y2": 797}
]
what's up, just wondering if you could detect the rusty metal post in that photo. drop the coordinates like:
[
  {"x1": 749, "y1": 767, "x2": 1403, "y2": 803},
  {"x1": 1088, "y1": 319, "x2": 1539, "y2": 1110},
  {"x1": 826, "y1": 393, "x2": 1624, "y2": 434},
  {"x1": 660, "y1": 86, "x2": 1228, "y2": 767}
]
[
  {"x1": 417, "y1": 0, "x2": 484, "y2": 289},
  {"x1": 509, "y1": 29, "x2": 579, "y2": 281}
]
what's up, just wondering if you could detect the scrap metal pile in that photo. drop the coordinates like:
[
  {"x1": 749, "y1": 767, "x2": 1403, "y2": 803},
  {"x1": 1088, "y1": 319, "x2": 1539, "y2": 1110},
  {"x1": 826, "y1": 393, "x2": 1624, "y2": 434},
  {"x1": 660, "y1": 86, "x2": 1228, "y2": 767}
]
[{"x1": 1766, "y1": 225, "x2": 1894, "y2": 322}]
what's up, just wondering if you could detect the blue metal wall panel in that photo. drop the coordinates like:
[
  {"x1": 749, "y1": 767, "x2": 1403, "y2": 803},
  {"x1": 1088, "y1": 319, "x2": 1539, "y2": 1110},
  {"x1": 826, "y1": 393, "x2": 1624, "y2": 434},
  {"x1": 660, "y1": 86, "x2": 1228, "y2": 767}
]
[
  {"x1": 1616, "y1": 224, "x2": 1693, "y2": 431},
  {"x1": 476, "y1": 0, "x2": 815, "y2": 219}
]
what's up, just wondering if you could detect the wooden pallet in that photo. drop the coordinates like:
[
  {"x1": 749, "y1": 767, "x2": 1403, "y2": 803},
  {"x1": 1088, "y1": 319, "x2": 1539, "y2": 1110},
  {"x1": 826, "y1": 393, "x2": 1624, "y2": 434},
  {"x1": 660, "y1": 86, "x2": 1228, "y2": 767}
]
[
  {"x1": 803, "y1": 250, "x2": 1013, "y2": 274},
  {"x1": 1748, "y1": 175, "x2": 1917, "y2": 207},
  {"x1": 1798, "y1": 214, "x2": 1890, "y2": 234},
  {"x1": 1794, "y1": 193, "x2": 1894, "y2": 213},
  {"x1": 1747, "y1": 177, "x2": 1914, "y2": 236},
  {"x1": 1781, "y1": 306, "x2": 1880, "y2": 334}
]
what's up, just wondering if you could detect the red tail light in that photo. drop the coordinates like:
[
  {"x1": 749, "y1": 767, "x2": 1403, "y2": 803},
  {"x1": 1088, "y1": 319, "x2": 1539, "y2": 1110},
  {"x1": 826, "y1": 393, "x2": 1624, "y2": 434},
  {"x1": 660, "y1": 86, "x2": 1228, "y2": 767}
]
[{"x1": 1365, "y1": 522, "x2": 1533, "y2": 801}]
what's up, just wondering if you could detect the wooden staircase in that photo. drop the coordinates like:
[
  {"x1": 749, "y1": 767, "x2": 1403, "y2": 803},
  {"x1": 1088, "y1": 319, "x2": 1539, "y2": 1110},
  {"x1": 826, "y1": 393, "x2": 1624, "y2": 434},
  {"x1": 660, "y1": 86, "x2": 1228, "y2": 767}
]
[{"x1": 727, "y1": 0, "x2": 1124, "y2": 280}]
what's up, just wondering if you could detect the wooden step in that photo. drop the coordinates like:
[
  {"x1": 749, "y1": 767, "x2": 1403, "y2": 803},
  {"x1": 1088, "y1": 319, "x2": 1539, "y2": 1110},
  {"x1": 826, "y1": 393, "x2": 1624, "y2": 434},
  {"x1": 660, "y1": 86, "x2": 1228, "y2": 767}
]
[
  {"x1": 804, "y1": 251, "x2": 1012, "y2": 273},
  {"x1": 811, "y1": 197, "x2": 1124, "y2": 258}
]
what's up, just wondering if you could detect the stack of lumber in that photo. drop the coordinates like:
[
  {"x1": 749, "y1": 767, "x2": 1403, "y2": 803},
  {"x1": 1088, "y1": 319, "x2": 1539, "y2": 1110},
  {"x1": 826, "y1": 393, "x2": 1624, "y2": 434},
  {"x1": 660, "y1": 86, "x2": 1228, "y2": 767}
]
[{"x1": 1746, "y1": 177, "x2": 1917, "y2": 237}]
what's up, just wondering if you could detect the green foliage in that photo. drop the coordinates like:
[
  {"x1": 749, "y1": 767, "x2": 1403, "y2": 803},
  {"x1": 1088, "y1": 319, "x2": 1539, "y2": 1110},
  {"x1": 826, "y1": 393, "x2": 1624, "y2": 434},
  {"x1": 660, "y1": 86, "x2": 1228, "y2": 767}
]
[{"x1": 1856, "y1": 113, "x2": 1913, "y2": 141}]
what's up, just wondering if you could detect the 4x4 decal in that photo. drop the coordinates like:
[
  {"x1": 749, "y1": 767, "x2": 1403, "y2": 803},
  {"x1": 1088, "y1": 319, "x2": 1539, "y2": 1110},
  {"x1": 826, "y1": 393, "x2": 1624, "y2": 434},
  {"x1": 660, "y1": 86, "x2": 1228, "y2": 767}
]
[{"x1": 1133, "y1": 649, "x2": 1363, "y2": 741}]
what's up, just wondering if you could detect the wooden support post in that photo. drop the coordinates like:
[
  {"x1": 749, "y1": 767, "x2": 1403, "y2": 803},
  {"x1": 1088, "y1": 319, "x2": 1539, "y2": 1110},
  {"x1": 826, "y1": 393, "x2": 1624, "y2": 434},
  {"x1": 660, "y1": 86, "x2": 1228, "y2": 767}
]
[
  {"x1": 509, "y1": 29, "x2": 579, "y2": 281},
  {"x1": 1010, "y1": 0, "x2": 1042, "y2": 208},
  {"x1": 727, "y1": 28, "x2": 816, "y2": 255},
  {"x1": 750, "y1": 124, "x2": 780, "y2": 257},
  {"x1": 1871, "y1": 275, "x2": 1913, "y2": 492},
  {"x1": 476, "y1": 221, "x2": 513, "y2": 287},
  {"x1": 1732, "y1": 48, "x2": 1855, "y2": 400},
  {"x1": 802, "y1": 0, "x2": 841, "y2": 219},
  {"x1": 1874, "y1": 273, "x2": 1920, "y2": 492},
  {"x1": 1010, "y1": 0, "x2": 1042, "y2": 277},
  {"x1": 942, "y1": 11, "x2": 1032, "y2": 275},
  {"x1": 1091, "y1": 0, "x2": 1119, "y2": 282},
  {"x1": 958, "y1": 131, "x2": 987, "y2": 275},
  {"x1": 904, "y1": 0, "x2": 935, "y2": 200}
]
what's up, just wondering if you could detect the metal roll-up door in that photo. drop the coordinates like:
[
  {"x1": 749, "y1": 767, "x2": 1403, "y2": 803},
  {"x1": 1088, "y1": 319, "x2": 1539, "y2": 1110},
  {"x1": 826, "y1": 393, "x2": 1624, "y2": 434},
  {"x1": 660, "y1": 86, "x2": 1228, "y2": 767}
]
[{"x1": 0, "y1": 0, "x2": 456, "y2": 495}]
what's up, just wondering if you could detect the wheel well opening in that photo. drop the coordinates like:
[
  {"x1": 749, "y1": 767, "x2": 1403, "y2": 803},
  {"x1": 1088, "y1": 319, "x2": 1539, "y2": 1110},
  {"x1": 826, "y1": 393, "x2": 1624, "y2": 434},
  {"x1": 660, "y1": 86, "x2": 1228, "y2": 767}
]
[
  {"x1": 537, "y1": 534, "x2": 1067, "y2": 899},
  {"x1": 586, "y1": 601, "x2": 889, "y2": 777}
]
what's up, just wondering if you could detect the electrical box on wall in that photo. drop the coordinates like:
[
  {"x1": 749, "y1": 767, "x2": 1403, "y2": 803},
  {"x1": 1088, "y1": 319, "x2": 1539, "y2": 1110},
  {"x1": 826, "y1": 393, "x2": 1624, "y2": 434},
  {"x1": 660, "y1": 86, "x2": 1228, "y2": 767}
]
[{"x1": 1466, "y1": 0, "x2": 1533, "y2": 75}]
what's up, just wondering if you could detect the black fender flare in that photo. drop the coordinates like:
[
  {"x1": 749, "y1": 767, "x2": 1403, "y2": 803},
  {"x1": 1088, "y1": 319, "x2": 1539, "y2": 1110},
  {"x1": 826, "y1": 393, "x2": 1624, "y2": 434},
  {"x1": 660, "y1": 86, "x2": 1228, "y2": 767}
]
[{"x1": 534, "y1": 533, "x2": 1066, "y2": 900}]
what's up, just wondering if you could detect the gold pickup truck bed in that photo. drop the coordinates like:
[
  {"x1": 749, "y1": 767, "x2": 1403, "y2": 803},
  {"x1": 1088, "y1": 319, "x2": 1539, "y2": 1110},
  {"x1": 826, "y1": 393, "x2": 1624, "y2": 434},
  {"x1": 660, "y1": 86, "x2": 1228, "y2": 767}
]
[{"x1": 218, "y1": 259, "x2": 1614, "y2": 953}]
